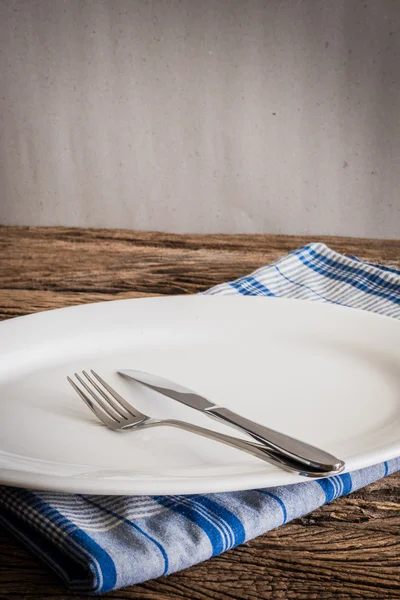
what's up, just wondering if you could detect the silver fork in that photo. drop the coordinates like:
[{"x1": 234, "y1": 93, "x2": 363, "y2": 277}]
[{"x1": 67, "y1": 370, "x2": 342, "y2": 478}]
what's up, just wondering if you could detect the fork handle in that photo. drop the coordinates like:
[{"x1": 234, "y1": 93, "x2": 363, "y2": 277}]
[
  {"x1": 144, "y1": 419, "x2": 344, "y2": 478},
  {"x1": 204, "y1": 407, "x2": 343, "y2": 472}
]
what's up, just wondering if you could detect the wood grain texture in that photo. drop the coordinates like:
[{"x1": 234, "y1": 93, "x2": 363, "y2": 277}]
[{"x1": 0, "y1": 226, "x2": 399, "y2": 600}]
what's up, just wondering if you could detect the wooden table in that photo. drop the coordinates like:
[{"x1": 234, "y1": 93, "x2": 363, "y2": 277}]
[{"x1": 1, "y1": 226, "x2": 399, "y2": 600}]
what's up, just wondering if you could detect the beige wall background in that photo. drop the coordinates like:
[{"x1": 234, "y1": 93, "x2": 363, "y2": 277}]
[{"x1": 0, "y1": 0, "x2": 399, "y2": 238}]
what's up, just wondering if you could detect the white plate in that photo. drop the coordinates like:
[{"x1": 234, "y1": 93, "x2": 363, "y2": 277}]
[{"x1": 1, "y1": 296, "x2": 399, "y2": 495}]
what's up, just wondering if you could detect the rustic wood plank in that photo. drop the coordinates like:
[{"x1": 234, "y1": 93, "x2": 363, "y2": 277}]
[
  {"x1": 0, "y1": 289, "x2": 161, "y2": 320},
  {"x1": 0, "y1": 226, "x2": 399, "y2": 600},
  {"x1": 1, "y1": 227, "x2": 399, "y2": 301}
]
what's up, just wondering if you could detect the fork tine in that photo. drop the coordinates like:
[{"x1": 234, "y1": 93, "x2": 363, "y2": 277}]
[
  {"x1": 90, "y1": 370, "x2": 147, "y2": 419},
  {"x1": 82, "y1": 371, "x2": 129, "y2": 420},
  {"x1": 67, "y1": 376, "x2": 120, "y2": 429},
  {"x1": 75, "y1": 373, "x2": 124, "y2": 422}
]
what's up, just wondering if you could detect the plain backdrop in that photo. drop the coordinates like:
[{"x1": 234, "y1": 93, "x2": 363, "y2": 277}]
[{"x1": 0, "y1": 0, "x2": 399, "y2": 238}]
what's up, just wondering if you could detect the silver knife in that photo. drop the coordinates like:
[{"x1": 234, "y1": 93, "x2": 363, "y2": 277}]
[{"x1": 118, "y1": 369, "x2": 344, "y2": 474}]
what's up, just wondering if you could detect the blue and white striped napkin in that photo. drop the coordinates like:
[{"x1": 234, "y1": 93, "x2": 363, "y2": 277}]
[{"x1": 1, "y1": 243, "x2": 399, "y2": 593}]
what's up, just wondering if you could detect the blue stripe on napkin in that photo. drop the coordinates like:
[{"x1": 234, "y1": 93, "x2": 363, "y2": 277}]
[{"x1": 1, "y1": 242, "x2": 399, "y2": 593}]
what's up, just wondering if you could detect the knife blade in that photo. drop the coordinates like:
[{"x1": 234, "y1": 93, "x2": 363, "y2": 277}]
[{"x1": 118, "y1": 369, "x2": 215, "y2": 410}]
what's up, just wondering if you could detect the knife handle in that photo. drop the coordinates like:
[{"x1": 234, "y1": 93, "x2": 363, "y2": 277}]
[{"x1": 205, "y1": 407, "x2": 343, "y2": 472}]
